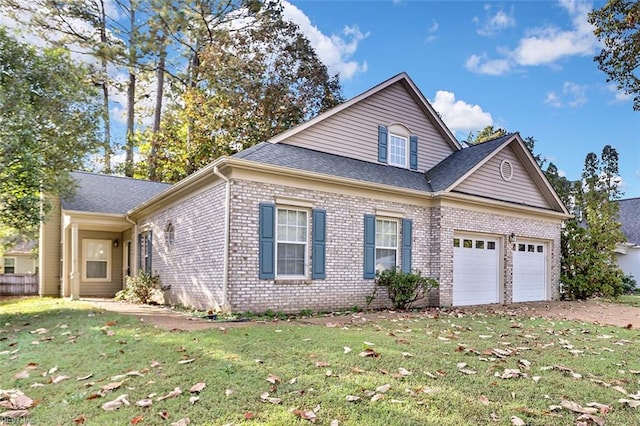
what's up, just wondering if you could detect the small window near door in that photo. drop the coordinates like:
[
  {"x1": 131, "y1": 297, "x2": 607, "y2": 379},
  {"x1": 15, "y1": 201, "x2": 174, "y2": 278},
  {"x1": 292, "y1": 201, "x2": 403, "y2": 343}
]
[
  {"x1": 463, "y1": 239, "x2": 473, "y2": 248},
  {"x1": 475, "y1": 240, "x2": 485, "y2": 249},
  {"x1": 453, "y1": 238, "x2": 460, "y2": 248},
  {"x1": 487, "y1": 241, "x2": 496, "y2": 250},
  {"x1": 165, "y1": 222, "x2": 175, "y2": 249},
  {"x1": 83, "y1": 239, "x2": 111, "y2": 281},
  {"x1": 528, "y1": 244, "x2": 535, "y2": 252},
  {"x1": 537, "y1": 245, "x2": 544, "y2": 253},
  {"x1": 3, "y1": 257, "x2": 15, "y2": 274},
  {"x1": 518, "y1": 244, "x2": 526, "y2": 251}
]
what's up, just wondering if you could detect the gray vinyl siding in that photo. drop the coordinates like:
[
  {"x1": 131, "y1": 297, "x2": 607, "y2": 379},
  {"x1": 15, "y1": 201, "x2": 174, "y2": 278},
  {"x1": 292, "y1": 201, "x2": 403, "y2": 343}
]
[
  {"x1": 454, "y1": 146, "x2": 551, "y2": 209},
  {"x1": 281, "y1": 81, "x2": 455, "y2": 172}
]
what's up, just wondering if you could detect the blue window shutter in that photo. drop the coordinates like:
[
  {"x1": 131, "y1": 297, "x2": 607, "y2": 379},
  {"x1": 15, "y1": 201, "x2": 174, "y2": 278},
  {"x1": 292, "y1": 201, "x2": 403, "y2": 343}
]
[
  {"x1": 137, "y1": 233, "x2": 143, "y2": 270},
  {"x1": 146, "y1": 231, "x2": 153, "y2": 273},
  {"x1": 312, "y1": 209, "x2": 326, "y2": 279},
  {"x1": 401, "y1": 219, "x2": 412, "y2": 273},
  {"x1": 378, "y1": 125, "x2": 388, "y2": 163},
  {"x1": 409, "y1": 135, "x2": 418, "y2": 170},
  {"x1": 259, "y1": 203, "x2": 275, "y2": 279},
  {"x1": 364, "y1": 214, "x2": 376, "y2": 279}
]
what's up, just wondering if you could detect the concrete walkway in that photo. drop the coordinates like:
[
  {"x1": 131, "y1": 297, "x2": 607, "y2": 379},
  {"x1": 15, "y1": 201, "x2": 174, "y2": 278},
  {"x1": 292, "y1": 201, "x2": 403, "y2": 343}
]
[{"x1": 84, "y1": 298, "x2": 225, "y2": 331}]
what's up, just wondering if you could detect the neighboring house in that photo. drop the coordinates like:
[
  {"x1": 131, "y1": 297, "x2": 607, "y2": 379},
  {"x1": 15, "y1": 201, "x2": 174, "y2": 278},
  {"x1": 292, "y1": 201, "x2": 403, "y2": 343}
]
[
  {"x1": 615, "y1": 197, "x2": 640, "y2": 280},
  {"x1": 1, "y1": 240, "x2": 37, "y2": 275},
  {"x1": 40, "y1": 72, "x2": 570, "y2": 312}
]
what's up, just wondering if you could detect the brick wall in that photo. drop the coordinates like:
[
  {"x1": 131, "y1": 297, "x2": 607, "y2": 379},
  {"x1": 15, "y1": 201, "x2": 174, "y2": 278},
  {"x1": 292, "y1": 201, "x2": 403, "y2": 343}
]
[
  {"x1": 140, "y1": 183, "x2": 227, "y2": 311},
  {"x1": 227, "y1": 179, "x2": 433, "y2": 313}
]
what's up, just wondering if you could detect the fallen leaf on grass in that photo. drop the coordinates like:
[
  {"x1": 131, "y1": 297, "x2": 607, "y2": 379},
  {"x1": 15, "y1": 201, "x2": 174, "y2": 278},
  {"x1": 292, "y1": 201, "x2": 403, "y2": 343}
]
[
  {"x1": 178, "y1": 359, "x2": 194, "y2": 365},
  {"x1": 266, "y1": 374, "x2": 281, "y2": 384},
  {"x1": 189, "y1": 396, "x2": 199, "y2": 404},
  {"x1": 575, "y1": 413, "x2": 605, "y2": 426},
  {"x1": 51, "y1": 375, "x2": 70, "y2": 384},
  {"x1": 343, "y1": 347, "x2": 352, "y2": 354},
  {"x1": 158, "y1": 410, "x2": 169, "y2": 420},
  {"x1": 345, "y1": 395, "x2": 360, "y2": 402},
  {"x1": 76, "y1": 373, "x2": 93, "y2": 381},
  {"x1": 189, "y1": 382, "x2": 206, "y2": 393},
  {"x1": 396, "y1": 367, "x2": 411, "y2": 377},
  {"x1": 359, "y1": 349, "x2": 380, "y2": 358},
  {"x1": 73, "y1": 414, "x2": 86, "y2": 424},
  {"x1": 315, "y1": 361, "x2": 330, "y2": 368},
  {"x1": 136, "y1": 398, "x2": 153, "y2": 407},
  {"x1": 260, "y1": 392, "x2": 282, "y2": 404},
  {"x1": 131, "y1": 415, "x2": 144, "y2": 425},
  {"x1": 101, "y1": 381, "x2": 124, "y2": 392},
  {"x1": 225, "y1": 389, "x2": 234, "y2": 396},
  {"x1": 171, "y1": 418, "x2": 190, "y2": 426},
  {"x1": 157, "y1": 387, "x2": 182, "y2": 401},
  {"x1": 290, "y1": 408, "x2": 318, "y2": 423},
  {"x1": 510, "y1": 415, "x2": 525, "y2": 425},
  {"x1": 244, "y1": 412, "x2": 255, "y2": 419},
  {"x1": 12, "y1": 371, "x2": 29, "y2": 380},
  {"x1": 376, "y1": 384, "x2": 391, "y2": 393},
  {"x1": 0, "y1": 410, "x2": 29, "y2": 419},
  {"x1": 619, "y1": 398, "x2": 640, "y2": 408},
  {"x1": 30, "y1": 328, "x2": 48, "y2": 335},
  {"x1": 101, "y1": 394, "x2": 130, "y2": 411},
  {"x1": 351, "y1": 367, "x2": 366, "y2": 374},
  {"x1": 585, "y1": 402, "x2": 611, "y2": 414},
  {"x1": 560, "y1": 399, "x2": 598, "y2": 415},
  {"x1": 479, "y1": 395, "x2": 490, "y2": 405},
  {"x1": 494, "y1": 369, "x2": 523, "y2": 379},
  {"x1": 370, "y1": 393, "x2": 384, "y2": 402}
]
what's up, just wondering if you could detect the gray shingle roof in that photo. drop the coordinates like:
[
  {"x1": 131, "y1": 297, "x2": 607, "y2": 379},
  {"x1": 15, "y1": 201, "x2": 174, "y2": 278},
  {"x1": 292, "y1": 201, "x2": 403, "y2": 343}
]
[
  {"x1": 618, "y1": 197, "x2": 640, "y2": 245},
  {"x1": 62, "y1": 171, "x2": 172, "y2": 214},
  {"x1": 233, "y1": 142, "x2": 432, "y2": 192},
  {"x1": 424, "y1": 134, "x2": 513, "y2": 192}
]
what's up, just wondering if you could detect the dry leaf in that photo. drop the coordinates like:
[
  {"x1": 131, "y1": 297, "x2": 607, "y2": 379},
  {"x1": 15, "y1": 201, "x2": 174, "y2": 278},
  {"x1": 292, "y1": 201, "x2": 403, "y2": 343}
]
[
  {"x1": 244, "y1": 412, "x2": 255, "y2": 419},
  {"x1": 479, "y1": 395, "x2": 490, "y2": 405},
  {"x1": 343, "y1": 347, "x2": 352, "y2": 354},
  {"x1": 376, "y1": 384, "x2": 391, "y2": 393},
  {"x1": 619, "y1": 398, "x2": 640, "y2": 408},
  {"x1": 560, "y1": 399, "x2": 598, "y2": 414},
  {"x1": 371, "y1": 393, "x2": 384, "y2": 402},
  {"x1": 359, "y1": 348, "x2": 380, "y2": 358},
  {"x1": 397, "y1": 367, "x2": 411, "y2": 376},
  {"x1": 290, "y1": 408, "x2": 318, "y2": 423},
  {"x1": 330, "y1": 420, "x2": 339, "y2": 426},
  {"x1": 315, "y1": 361, "x2": 330, "y2": 368},
  {"x1": 189, "y1": 382, "x2": 206, "y2": 393},
  {"x1": 178, "y1": 359, "x2": 194, "y2": 364},
  {"x1": 76, "y1": 373, "x2": 93, "y2": 381},
  {"x1": 157, "y1": 387, "x2": 182, "y2": 401},
  {"x1": 47, "y1": 366, "x2": 58, "y2": 375},
  {"x1": 101, "y1": 394, "x2": 130, "y2": 411},
  {"x1": 101, "y1": 381, "x2": 124, "y2": 392},
  {"x1": 0, "y1": 410, "x2": 29, "y2": 419},
  {"x1": 158, "y1": 410, "x2": 169, "y2": 420},
  {"x1": 351, "y1": 367, "x2": 366, "y2": 374},
  {"x1": 73, "y1": 414, "x2": 86, "y2": 424},
  {"x1": 289, "y1": 378, "x2": 297, "y2": 384},
  {"x1": 225, "y1": 389, "x2": 234, "y2": 396},
  {"x1": 260, "y1": 392, "x2": 282, "y2": 404},
  {"x1": 575, "y1": 413, "x2": 605, "y2": 426},
  {"x1": 131, "y1": 415, "x2": 144, "y2": 425},
  {"x1": 12, "y1": 370, "x2": 29, "y2": 380},
  {"x1": 345, "y1": 395, "x2": 360, "y2": 402},
  {"x1": 171, "y1": 419, "x2": 190, "y2": 426},
  {"x1": 510, "y1": 415, "x2": 525, "y2": 425},
  {"x1": 52, "y1": 375, "x2": 70, "y2": 384},
  {"x1": 266, "y1": 374, "x2": 281, "y2": 384},
  {"x1": 189, "y1": 396, "x2": 199, "y2": 404},
  {"x1": 136, "y1": 398, "x2": 153, "y2": 407}
]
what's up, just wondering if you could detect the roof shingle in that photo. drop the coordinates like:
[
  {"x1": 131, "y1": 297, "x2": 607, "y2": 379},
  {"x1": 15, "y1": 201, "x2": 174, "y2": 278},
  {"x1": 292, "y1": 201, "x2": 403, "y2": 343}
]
[{"x1": 618, "y1": 197, "x2": 640, "y2": 245}]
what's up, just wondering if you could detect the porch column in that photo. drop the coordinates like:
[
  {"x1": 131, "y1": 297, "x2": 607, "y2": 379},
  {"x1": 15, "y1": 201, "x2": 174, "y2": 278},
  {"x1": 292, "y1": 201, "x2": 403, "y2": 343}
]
[{"x1": 70, "y1": 223, "x2": 80, "y2": 300}]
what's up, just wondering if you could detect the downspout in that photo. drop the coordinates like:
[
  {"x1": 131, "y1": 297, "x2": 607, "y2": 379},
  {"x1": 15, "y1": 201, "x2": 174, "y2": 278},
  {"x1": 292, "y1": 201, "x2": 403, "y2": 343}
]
[
  {"x1": 213, "y1": 166, "x2": 231, "y2": 312},
  {"x1": 125, "y1": 215, "x2": 137, "y2": 276}
]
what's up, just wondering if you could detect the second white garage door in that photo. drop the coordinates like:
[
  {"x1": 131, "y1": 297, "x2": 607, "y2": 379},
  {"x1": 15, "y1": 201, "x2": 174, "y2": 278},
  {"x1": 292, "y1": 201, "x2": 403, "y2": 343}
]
[
  {"x1": 453, "y1": 235, "x2": 500, "y2": 306},
  {"x1": 512, "y1": 241, "x2": 547, "y2": 302}
]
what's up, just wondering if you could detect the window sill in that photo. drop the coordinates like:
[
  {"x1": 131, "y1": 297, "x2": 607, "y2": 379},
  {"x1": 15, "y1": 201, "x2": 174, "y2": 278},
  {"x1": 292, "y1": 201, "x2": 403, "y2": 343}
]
[{"x1": 275, "y1": 277, "x2": 312, "y2": 285}]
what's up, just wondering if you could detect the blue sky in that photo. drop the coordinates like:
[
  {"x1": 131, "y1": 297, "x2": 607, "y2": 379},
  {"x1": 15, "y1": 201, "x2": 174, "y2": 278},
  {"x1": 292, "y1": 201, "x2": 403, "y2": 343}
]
[{"x1": 283, "y1": 0, "x2": 639, "y2": 198}]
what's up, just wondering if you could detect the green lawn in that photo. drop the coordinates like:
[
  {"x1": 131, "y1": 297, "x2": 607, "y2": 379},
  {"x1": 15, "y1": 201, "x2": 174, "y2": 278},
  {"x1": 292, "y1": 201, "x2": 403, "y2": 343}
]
[{"x1": 2, "y1": 298, "x2": 640, "y2": 425}]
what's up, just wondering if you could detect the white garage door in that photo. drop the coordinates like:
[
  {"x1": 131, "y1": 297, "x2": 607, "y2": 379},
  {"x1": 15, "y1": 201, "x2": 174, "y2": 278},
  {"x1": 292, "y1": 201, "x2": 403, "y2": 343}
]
[
  {"x1": 453, "y1": 235, "x2": 500, "y2": 306},
  {"x1": 513, "y1": 241, "x2": 546, "y2": 302}
]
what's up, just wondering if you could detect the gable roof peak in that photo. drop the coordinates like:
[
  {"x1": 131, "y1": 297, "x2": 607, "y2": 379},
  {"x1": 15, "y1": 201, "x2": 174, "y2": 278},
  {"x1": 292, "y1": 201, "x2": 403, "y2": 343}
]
[{"x1": 268, "y1": 72, "x2": 461, "y2": 151}]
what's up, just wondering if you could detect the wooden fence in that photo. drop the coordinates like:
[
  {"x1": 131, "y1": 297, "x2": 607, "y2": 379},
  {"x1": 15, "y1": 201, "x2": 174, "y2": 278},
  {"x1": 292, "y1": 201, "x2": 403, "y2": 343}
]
[{"x1": 0, "y1": 274, "x2": 39, "y2": 296}]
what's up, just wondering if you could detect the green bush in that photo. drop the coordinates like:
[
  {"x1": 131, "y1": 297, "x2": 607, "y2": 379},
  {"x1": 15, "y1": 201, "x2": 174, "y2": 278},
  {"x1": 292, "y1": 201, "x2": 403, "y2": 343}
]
[
  {"x1": 115, "y1": 271, "x2": 168, "y2": 304},
  {"x1": 622, "y1": 274, "x2": 637, "y2": 294},
  {"x1": 372, "y1": 267, "x2": 438, "y2": 310}
]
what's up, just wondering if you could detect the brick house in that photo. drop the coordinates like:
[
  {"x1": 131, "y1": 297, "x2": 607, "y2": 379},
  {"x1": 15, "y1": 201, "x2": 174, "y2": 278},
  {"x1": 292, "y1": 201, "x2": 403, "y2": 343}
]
[{"x1": 39, "y1": 72, "x2": 570, "y2": 312}]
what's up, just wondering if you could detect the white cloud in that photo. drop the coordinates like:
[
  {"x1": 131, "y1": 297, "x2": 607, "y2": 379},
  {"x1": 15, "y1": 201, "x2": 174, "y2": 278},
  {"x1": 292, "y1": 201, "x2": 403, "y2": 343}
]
[
  {"x1": 282, "y1": 1, "x2": 368, "y2": 80},
  {"x1": 475, "y1": 5, "x2": 516, "y2": 36},
  {"x1": 467, "y1": 0, "x2": 599, "y2": 75},
  {"x1": 465, "y1": 54, "x2": 511, "y2": 75},
  {"x1": 545, "y1": 81, "x2": 588, "y2": 108},
  {"x1": 426, "y1": 20, "x2": 439, "y2": 43},
  {"x1": 606, "y1": 84, "x2": 633, "y2": 104},
  {"x1": 430, "y1": 91, "x2": 493, "y2": 133}
]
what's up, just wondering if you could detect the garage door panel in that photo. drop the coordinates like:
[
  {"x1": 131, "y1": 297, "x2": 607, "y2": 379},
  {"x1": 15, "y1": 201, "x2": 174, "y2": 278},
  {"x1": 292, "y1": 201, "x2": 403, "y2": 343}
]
[
  {"x1": 513, "y1": 241, "x2": 546, "y2": 302},
  {"x1": 453, "y1": 235, "x2": 499, "y2": 306}
]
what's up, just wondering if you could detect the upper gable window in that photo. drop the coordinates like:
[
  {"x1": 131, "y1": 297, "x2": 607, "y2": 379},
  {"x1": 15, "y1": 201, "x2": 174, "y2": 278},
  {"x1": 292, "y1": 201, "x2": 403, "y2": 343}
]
[
  {"x1": 378, "y1": 124, "x2": 418, "y2": 170},
  {"x1": 389, "y1": 134, "x2": 408, "y2": 167}
]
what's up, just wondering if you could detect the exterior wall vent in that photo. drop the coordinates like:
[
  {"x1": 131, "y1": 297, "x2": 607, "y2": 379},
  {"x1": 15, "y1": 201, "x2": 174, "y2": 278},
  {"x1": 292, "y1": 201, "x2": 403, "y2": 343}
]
[{"x1": 500, "y1": 159, "x2": 514, "y2": 181}]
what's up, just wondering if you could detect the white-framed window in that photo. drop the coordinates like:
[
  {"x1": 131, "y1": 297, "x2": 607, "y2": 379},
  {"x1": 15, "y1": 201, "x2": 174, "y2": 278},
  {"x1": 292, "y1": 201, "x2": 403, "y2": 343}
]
[
  {"x1": 3, "y1": 257, "x2": 16, "y2": 274},
  {"x1": 388, "y1": 134, "x2": 408, "y2": 167},
  {"x1": 82, "y1": 239, "x2": 111, "y2": 281},
  {"x1": 164, "y1": 222, "x2": 175, "y2": 249},
  {"x1": 375, "y1": 218, "x2": 398, "y2": 271},
  {"x1": 276, "y1": 208, "x2": 308, "y2": 277}
]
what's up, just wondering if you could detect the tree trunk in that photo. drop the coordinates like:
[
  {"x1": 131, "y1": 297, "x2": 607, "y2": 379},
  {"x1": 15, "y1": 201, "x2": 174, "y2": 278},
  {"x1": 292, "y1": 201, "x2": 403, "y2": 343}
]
[
  {"x1": 148, "y1": 39, "x2": 166, "y2": 182},
  {"x1": 99, "y1": 0, "x2": 111, "y2": 174},
  {"x1": 124, "y1": 2, "x2": 136, "y2": 178}
]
